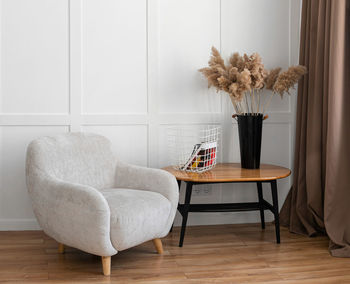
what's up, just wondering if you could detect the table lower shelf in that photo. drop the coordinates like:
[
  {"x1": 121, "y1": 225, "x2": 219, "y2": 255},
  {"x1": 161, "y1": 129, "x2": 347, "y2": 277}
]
[{"x1": 178, "y1": 200, "x2": 273, "y2": 214}]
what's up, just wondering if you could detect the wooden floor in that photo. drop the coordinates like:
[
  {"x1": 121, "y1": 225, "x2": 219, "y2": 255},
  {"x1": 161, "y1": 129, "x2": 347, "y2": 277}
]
[{"x1": 0, "y1": 223, "x2": 349, "y2": 283}]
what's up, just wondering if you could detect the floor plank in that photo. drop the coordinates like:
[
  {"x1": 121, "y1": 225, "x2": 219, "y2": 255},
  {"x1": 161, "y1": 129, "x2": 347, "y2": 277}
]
[{"x1": 0, "y1": 223, "x2": 348, "y2": 283}]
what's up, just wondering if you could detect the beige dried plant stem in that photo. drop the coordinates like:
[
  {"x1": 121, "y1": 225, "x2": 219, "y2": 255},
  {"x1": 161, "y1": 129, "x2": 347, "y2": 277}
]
[
  {"x1": 252, "y1": 89, "x2": 257, "y2": 113},
  {"x1": 245, "y1": 94, "x2": 249, "y2": 114},
  {"x1": 233, "y1": 100, "x2": 240, "y2": 114},
  {"x1": 238, "y1": 101, "x2": 244, "y2": 114},
  {"x1": 249, "y1": 90, "x2": 253, "y2": 113},
  {"x1": 229, "y1": 95, "x2": 241, "y2": 114},
  {"x1": 256, "y1": 90, "x2": 258, "y2": 113},
  {"x1": 262, "y1": 92, "x2": 275, "y2": 114}
]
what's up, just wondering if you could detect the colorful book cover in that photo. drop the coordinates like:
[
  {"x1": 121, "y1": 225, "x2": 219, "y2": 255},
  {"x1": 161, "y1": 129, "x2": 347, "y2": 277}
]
[{"x1": 182, "y1": 141, "x2": 217, "y2": 171}]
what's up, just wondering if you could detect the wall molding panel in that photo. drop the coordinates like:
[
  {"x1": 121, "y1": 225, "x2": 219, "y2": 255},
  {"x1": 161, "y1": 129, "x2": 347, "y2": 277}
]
[{"x1": 0, "y1": 0, "x2": 301, "y2": 230}]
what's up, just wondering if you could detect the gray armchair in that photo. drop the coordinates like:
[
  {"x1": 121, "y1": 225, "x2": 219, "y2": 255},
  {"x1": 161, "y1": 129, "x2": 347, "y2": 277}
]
[{"x1": 26, "y1": 133, "x2": 179, "y2": 275}]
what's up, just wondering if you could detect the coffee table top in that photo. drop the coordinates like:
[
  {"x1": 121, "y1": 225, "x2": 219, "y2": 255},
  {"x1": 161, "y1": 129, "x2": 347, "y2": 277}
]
[{"x1": 162, "y1": 163, "x2": 291, "y2": 183}]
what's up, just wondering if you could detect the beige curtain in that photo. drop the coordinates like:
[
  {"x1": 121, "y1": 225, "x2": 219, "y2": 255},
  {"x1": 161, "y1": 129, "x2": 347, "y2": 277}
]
[{"x1": 280, "y1": 0, "x2": 350, "y2": 257}]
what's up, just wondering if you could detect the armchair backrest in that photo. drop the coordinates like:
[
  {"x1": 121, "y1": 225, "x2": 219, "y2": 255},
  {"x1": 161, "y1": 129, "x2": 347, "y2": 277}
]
[{"x1": 26, "y1": 133, "x2": 116, "y2": 189}]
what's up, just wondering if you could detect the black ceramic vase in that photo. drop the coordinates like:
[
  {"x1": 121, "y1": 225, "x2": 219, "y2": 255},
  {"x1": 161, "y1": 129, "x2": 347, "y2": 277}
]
[{"x1": 237, "y1": 114, "x2": 263, "y2": 169}]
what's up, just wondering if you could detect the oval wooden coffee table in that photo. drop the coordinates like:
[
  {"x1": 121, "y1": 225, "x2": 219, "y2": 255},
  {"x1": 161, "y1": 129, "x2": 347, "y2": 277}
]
[{"x1": 163, "y1": 163, "x2": 291, "y2": 247}]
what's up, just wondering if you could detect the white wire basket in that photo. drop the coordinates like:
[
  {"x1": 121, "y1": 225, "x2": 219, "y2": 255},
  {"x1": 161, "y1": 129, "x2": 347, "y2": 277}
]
[{"x1": 167, "y1": 125, "x2": 220, "y2": 173}]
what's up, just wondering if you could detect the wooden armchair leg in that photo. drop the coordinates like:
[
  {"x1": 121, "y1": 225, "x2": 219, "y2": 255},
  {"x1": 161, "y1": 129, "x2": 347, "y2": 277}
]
[
  {"x1": 101, "y1": 256, "x2": 111, "y2": 276},
  {"x1": 58, "y1": 243, "x2": 65, "y2": 254},
  {"x1": 152, "y1": 238, "x2": 164, "y2": 254}
]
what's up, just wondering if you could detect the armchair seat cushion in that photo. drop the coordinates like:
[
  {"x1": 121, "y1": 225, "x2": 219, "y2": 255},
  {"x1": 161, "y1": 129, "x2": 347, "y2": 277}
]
[{"x1": 99, "y1": 188, "x2": 171, "y2": 251}]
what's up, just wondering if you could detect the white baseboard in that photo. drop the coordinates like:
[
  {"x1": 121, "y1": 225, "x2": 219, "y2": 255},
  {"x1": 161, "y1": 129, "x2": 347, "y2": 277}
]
[{"x1": 0, "y1": 218, "x2": 41, "y2": 231}]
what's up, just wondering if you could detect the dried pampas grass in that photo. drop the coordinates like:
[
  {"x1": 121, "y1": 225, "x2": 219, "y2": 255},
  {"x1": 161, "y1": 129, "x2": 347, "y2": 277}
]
[
  {"x1": 199, "y1": 47, "x2": 307, "y2": 115},
  {"x1": 229, "y1": 53, "x2": 245, "y2": 72},
  {"x1": 199, "y1": 47, "x2": 265, "y2": 113},
  {"x1": 265, "y1": 68, "x2": 281, "y2": 90},
  {"x1": 273, "y1": 65, "x2": 307, "y2": 97},
  {"x1": 199, "y1": 47, "x2": 227, "y2": 91},
  {"x1": 208, "y1": 46, "x2": 225, "y2": 69}
]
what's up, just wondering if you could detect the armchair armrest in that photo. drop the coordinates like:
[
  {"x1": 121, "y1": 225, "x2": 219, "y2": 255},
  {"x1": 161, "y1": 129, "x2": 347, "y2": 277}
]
[
  {"x1": 27, "y1": 168, "x2": 117, "y2": 257},
  {"x1": 115, "y1": 163, "x2": 179, "y2": 236},
  {"x1": 115, "y1": 162, "x2": 179, "y2": 209}
]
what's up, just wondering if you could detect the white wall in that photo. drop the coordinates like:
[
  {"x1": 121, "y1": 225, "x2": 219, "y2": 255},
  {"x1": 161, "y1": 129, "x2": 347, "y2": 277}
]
[{"x1": 0, "y1": 0, "x2": 301, "y2": 230}]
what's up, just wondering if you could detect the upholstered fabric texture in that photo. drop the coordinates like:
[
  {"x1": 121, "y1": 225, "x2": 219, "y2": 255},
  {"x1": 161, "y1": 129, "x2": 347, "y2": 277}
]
[{"x1": 26, "y1": 132, "x2": 179, "y2": 257}]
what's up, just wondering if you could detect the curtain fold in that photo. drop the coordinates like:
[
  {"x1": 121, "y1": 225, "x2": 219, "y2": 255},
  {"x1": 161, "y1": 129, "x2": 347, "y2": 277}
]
[{"x1": 280, "y1": 0, "x2": 350, "y2": 257}]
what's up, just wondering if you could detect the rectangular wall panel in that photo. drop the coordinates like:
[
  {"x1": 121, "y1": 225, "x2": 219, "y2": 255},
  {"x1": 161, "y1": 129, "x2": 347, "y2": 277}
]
[
  {"x1": 157, "y1": 0, "x2": 221, "y2": 114},
  {"x1": 82, "y1": 0, "x2": 147, "y2": 114},
  {"x1": 1, "y1": 0, "x2": 69, "y2": 114},
  {"x1": 82, "y1": 125, "x2": 148, "y2": 167}
]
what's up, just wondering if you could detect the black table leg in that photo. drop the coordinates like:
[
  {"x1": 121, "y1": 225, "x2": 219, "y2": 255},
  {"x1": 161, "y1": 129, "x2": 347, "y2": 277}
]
[
  {"x1": 256, "y1": 182, "x2": 265, "y2": 229},
  {"x1": 170, "y1": 180, "x2": 182, "y2": 233},
  {"x1": 270, "y1": 180, "x2": 280, "y2": 243},
  {"x1": 179, "y1": 182, "x2": 193, "y2": 247},
  {"x1": 177, "y1": 180, "x2": 182, "y2": 189}
]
